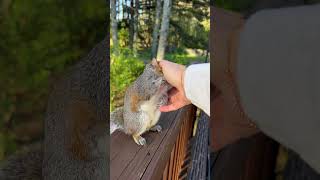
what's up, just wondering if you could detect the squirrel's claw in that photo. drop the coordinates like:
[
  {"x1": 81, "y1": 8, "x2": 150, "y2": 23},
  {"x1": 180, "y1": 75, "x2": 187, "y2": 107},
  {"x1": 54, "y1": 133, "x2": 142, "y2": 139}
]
[
  {"x1": 150, "y1": 125, "x2": 162, "y2": 133},
  {"x1": 133, "y1": 135, "x2": 147, "y2": 146}
]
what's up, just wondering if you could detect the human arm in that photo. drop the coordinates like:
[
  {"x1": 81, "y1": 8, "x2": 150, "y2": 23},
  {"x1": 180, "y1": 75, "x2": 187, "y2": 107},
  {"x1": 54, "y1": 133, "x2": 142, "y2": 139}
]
[{"x1": 158, "y1": 61, "x2": 210, "y2": 116}]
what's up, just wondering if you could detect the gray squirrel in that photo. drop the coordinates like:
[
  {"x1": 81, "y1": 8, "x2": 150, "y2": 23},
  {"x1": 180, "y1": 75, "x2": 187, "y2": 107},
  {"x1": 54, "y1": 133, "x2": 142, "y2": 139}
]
[
  {"x1": 0, "y1": 37, "x2": 109, "y2": 180},
  {"x1": 110, "y1": 59, "x2": 172, "y2": 145}
]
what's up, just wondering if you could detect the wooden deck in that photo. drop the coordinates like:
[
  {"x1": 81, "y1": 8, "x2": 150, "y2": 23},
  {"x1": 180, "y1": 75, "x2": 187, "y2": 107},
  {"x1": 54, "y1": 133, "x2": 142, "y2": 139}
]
[{"x1": 110, "y1": 105, "x2": 197, "y2": 180}]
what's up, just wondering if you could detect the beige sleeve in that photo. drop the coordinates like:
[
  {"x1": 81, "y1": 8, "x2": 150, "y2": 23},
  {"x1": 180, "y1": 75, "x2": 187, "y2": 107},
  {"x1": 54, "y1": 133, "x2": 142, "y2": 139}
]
[
  {"x1": 237, "y1": 4, "x2": 320, "y2": 173},
  {"x1": 184, "y1": 63, "x2": 210, "y2": 116}
]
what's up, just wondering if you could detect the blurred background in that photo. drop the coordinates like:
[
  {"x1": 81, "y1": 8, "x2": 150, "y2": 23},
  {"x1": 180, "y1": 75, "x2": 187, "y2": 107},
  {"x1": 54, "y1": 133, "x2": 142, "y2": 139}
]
[
  {"x1": 213, "y1": 1, "x2": 320, "y2": 180},
  {"x1": 110, "y1": 0, "x2": 210, "y2": 112},
  {"x1": 214, "y1": 0, "x2": 320, "y2": 14},
  {"x1": 0, "y1": 0, "x2": 106, "y2": 161}
]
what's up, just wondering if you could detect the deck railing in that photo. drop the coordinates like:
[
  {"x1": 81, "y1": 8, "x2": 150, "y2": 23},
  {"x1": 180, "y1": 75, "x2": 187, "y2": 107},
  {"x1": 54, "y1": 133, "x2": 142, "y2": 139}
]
[{"x1": 110, "y1": 105, "x2": 197, "y2": 180}]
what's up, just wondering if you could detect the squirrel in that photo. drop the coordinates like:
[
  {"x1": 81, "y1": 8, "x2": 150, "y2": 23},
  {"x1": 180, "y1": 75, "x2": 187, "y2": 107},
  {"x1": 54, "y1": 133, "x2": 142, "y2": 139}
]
[
  {"x1": 0, "y1": 37, "x2": 109, "y2": 180},
  {"x1": 110, "y1": 58, "x2": 172, "y2": 145}
]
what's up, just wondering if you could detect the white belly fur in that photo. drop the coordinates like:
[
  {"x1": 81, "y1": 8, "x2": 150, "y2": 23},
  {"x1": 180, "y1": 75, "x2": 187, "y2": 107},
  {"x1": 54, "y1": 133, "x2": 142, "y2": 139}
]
[{"x1": 140, "y1": 94, "x2": 161, "y2": 130}]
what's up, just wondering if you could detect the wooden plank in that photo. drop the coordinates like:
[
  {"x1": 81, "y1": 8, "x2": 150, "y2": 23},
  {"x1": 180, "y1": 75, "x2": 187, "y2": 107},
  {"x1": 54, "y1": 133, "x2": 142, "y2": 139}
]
[
  {"x1": 161, "y1": 109, "x2": 193, "y2": 180},
  {"x1": 173, "y1": 133, "x2": 180, "y2": 180},
  {"x1": 119, "y1": 111, "x2": 179, "y2": 180},
  {"x1": 110, "y1": 131, "x2": 143, "y2": 179},
  {"x1": 162, "y1": 162, "x2": 168, "y2": 180},
  {"x1": 110, "y1": 110, "x2": 178, "y2": 180},
  {"x1": 168, "y1": 144, "x2": 175, "y2": 180}
]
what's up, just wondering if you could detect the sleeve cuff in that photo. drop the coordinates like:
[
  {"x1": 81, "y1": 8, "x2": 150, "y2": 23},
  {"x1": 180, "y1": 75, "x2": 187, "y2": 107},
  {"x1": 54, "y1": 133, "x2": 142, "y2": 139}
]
[{"x1": 184, "y1": 63, "x2": 210, "y2": 115}]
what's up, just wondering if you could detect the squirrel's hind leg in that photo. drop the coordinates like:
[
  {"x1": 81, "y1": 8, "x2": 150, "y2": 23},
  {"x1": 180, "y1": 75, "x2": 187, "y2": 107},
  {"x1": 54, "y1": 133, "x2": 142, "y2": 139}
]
[
  {"x1": 132, "y1": 134, "x2": 147, "y2": 146},
  {"x1": 148, "y1": 110, "x2": 162, "y2": 133},
  {"x1": 132, "y1": 113, "x2": 149, "y2": 145}
]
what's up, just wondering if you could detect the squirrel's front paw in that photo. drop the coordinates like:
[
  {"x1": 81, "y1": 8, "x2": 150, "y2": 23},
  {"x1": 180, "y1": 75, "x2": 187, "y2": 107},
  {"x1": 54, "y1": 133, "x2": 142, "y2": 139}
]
[
  {"x1": 133, "y1": 135, "x2": 147, "y2": 146},
  {"x1": 157, "y1": 94, "x2": 168, "y2": 108},
  {"x1": 150, "y1": 125, "x2": 162, "y2": 133}
]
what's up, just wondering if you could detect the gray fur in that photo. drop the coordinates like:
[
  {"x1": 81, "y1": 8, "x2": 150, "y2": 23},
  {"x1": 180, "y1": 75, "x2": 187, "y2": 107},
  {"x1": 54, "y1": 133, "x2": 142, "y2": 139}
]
[
  {"x1": 110, "y1": 107, "x2": 124, "y2": 134},
  {"x1": 0, "y1": 148, "x2": 42, "y2": 180},
  {"x1": 111, "y1": 60, "x2": 172, "y2": 145},
  {"x1": 43, "y1": 38, "x2": 109, "y2": 179}
]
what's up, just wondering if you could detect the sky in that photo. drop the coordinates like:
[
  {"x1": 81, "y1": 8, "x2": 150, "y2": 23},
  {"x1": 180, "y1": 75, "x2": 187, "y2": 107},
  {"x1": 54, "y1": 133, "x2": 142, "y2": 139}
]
[{"x1": 115, "y1": 0, "x2": 129, "y2": 20}]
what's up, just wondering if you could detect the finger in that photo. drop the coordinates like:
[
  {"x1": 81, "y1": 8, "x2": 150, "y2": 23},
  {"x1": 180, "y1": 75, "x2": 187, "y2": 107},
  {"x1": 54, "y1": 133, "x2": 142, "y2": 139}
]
[
  {"x1": 168, "y1": 88, "x2": 178, "y2": 97},
  {"x1": 167, "y1": 92, "x2": 180, "y2": 105},
  {"x1": 158, "y1": 60, "x2": 168, "y2": 69},
  {"x1": 159, "y1": 104, "x2": 179, "y2": 112}
]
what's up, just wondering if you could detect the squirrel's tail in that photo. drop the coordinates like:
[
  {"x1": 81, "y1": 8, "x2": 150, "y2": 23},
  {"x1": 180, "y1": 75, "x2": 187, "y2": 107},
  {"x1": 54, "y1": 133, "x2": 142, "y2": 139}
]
[
  {"x1": 0, "y1": 147, "x2": 42, "y2": 180},
  {"x1": 110, "y1": 107, "x2": 124, "y2": 134}
]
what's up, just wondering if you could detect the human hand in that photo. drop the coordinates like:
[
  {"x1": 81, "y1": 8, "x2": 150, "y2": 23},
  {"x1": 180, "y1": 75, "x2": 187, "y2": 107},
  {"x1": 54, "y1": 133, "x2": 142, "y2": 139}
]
[
  {"x1": 211, "y1": 19, "x2": 259, "y2": 151},
  {"x1": 158, "y1": 60, "x2": 191, "y2": 112}
]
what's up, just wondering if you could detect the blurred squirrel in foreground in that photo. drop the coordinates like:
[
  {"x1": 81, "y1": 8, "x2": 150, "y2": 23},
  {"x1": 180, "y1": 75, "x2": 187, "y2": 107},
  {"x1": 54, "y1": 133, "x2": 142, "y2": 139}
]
[
  {"x1": 110, "y1": 59, "x2": 172, "y2": 145},
  {"x1": 0, "y1": 38, "x2": 109, "y2": 180}
]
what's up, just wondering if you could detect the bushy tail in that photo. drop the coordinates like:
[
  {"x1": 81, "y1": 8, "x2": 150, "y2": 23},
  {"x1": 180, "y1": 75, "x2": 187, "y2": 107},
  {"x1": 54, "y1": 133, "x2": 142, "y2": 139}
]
[
  {"x1": 0, "y1": 147, "x2": 42, "y2": 180},
  {"x1": 110, "y1": 107, "x2": 124, "y2": 134}
]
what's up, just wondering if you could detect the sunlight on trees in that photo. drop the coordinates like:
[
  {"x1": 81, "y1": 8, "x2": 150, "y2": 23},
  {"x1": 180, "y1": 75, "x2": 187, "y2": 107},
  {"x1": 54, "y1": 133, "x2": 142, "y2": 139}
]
[{"x1": 110, "y1": 0, "x2": 209, "y2": 111}]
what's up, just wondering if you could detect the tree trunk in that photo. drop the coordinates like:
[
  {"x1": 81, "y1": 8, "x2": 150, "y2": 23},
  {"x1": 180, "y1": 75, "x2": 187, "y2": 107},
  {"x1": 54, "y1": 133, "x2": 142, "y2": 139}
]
[
  {"x1": 129, "y1": 0, "x2": 134, "y2": 49},
  {"x1": 133, "y1": 0, "x2": 140, "y2": 55},
  {"x1": 151, "y1": 0, "x2": 162, "y2": 58},
  {"x1": 121, "y1": 0, "x2": 124, "y2": 20},
  {"x1": 111, "y1": 0, "x2": 118, "y2": 54},
  {"x1": 156, "y1": 0, "x2": 172, "y2": 60},
  {"x1": 126, "y1": 0, "x2": 129, "y2": 20}
]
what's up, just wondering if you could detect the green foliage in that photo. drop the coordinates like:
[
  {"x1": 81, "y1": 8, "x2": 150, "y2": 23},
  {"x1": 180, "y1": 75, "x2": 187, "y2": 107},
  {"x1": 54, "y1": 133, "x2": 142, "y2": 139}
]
[
  {"x1": 0, "y1": 0, "x2": 106, "y2": 159},
  {"x1": 170, "y1": 1, "x2": 210, "y2": 50},
  {"x1": 110, "y1": 48, "x2": 145, "y2": 111},
  {"x1": 118, "y1": 25, "x2": 130, "y2": 48},
  {"x1": 164, "y1": 53, "x2": 207, "y2": 65},
  {"x1": 138, "y1": 47, "x2": 207, "y2": 65},
  {"x1": 0, "y1": 132, "x2": 17, "y2": 160},
  {"x1": 115, "y1": 0, "x2": 209, "y2": 51}
]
